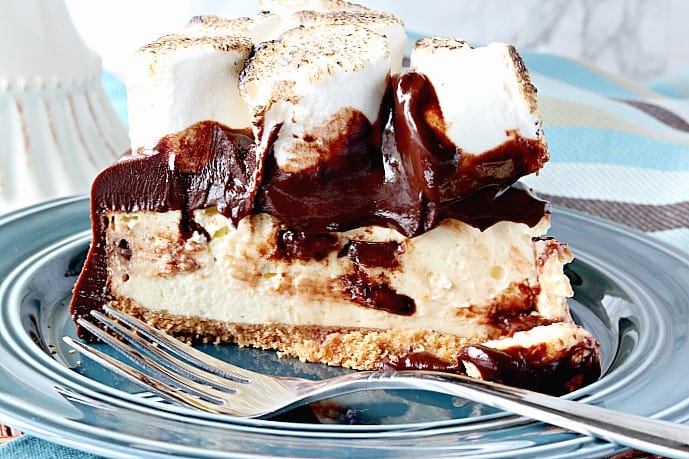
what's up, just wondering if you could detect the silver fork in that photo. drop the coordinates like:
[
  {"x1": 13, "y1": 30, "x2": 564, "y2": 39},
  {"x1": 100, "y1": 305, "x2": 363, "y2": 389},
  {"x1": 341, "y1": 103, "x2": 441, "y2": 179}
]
[{"x1": 64, "y1": 306, "x2": 689, "y2": 458}]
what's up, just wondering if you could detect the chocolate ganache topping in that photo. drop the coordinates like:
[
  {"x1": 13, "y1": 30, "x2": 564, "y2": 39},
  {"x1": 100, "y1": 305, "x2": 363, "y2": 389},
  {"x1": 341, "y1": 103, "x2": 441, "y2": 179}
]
[{"x1": 71, "y1": 71, "x2": 549, "y2": 332}]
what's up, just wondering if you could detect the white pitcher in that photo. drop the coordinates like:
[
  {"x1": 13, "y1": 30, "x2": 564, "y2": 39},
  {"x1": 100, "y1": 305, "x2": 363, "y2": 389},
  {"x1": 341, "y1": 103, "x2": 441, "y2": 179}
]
[{"x1": 0, "y1": 0, "x2": 128, "y2": 212}]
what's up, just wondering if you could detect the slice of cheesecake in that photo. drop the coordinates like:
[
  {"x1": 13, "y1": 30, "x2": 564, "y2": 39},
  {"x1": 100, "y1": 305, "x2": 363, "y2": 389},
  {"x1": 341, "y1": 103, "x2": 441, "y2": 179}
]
[{"x1": 71, "y1": 4, "x2": 600, "y2": 396}]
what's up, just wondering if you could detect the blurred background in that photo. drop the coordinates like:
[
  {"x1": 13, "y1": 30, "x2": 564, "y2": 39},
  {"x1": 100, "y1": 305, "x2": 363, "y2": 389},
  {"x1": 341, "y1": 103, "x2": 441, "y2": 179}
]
[{"x1": 65, "y1": 0, "x2": 689, "y2": 83}]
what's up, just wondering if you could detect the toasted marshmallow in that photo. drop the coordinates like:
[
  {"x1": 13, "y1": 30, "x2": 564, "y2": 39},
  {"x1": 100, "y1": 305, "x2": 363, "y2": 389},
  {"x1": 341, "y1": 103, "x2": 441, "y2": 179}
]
[
  {"x1": 185, "y1": 12, "x2": 282, "y2": 44},
  {"x1": 259, "y1": 0, "x2": 368, "y2": 16},
  {"x1": 126, "y1": 34, "x2": 253, "y2": 153},
  {"x1": 293, "y1": 10, "x2": 406, "y2": 74},
  {"x1": 239, "y1": 24, "x2": 390, "y2": 173},
  {"x1": 410, "y1": 38, "x2": 545, "y2": 155}
]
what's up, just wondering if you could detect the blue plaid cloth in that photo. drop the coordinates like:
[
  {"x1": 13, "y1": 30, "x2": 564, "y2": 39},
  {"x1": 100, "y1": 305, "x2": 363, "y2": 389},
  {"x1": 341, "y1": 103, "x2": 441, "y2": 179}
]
[{"x1": 2, "y1": 50, "x2": 688, "y2": 458}]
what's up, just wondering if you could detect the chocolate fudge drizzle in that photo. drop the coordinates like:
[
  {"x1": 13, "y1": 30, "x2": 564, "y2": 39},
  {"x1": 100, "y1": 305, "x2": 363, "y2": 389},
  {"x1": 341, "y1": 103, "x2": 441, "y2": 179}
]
[
  {"x1": 339, "y1": 240, "x2": 414, "y2": 315},
  {"x1": 71, "y1": 70, "x2": 550, "y2": 336},
  {"x1": 393, "y1": 71, "x2": 548, "y2": 205},
  {"x1": 456, "y1": 343, "x2": 601, "y2": 395},
  {"x1": 381, "y1": 340, "x2": 601, "y2": 397}
]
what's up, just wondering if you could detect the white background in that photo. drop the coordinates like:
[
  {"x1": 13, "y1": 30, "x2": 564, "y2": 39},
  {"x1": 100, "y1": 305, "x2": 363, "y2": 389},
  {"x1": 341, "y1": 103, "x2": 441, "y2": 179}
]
[{"x1": 65, "y1": 0, "x2": 689, "y2": 82}]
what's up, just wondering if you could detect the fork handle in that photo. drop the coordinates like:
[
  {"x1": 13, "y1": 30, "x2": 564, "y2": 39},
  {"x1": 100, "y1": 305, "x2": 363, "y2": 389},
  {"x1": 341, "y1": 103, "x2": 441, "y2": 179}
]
[{"x1": 370, "y1": 371, "x2": 689, "y2": 458}]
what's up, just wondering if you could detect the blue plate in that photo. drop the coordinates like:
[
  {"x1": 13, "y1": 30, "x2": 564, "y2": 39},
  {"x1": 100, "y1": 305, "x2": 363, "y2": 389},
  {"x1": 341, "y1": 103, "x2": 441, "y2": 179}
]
[{"x1": 0, "y1": 195, "x2": 688, "y2": 458}]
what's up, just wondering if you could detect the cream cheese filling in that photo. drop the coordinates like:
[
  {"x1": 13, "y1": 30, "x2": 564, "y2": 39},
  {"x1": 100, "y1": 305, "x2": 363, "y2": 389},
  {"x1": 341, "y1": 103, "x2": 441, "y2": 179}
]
[{"x1": 106, "y1": 209, "x2": 572, "y2": 339}]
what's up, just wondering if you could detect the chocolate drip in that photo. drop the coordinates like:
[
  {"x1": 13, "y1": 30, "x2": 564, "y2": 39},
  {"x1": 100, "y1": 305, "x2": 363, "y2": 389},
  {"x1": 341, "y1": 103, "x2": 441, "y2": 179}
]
[
  {"x1": 342, "y1": 271, "x2": 415, "y2": 316},
  {"x1": 373, "y1": 129, "x2": 426, "y2": 236},
  {"x1": 490, "y1": 311, "x2": 554, "y2": 335},
  {"x1": 71, "y1": 123, "x2": 257, "y2": 335},
  {"x1": 381, "y1": 351, "x2": 460, "y2": 372},
  {"x1": 341, "y1": 239, "x2": 414, "y2": 315},
  {"x1": 380, "y1": 342, "x2": 601, "y2": 396},
  {"x1": 257, "y1": 110, "x2": 385, "y2": 233},
  {"x1": 434, "y1": 182, "x2": 550, "y2": 232},
  {"x1": 393, "y1": 71, "x2": 549, "y2": 204},
  {"x1": 339, "y1": 240, "x2": 402, "y2": 269},
  {"x1": 392, "y1": 71, "x2": 459, "y2": 203},
  {"x1": 256, "y1": 73, "x2": 549, "y2": 237},
  {"x1": 486, "y1": 283, "x2": 552, "y2": 334},
  {"x1": 457, "y1": 343, "x2": 601, "y2": 396},
  {"x1": 155, "y1": 122, "x2": 259, "y2": 228},
  {"x1": 72, "y1": 72, "x2": 552, "y2": 335},
  {"x1": 276, "y1": 230, "x2": 338, "y2": 261},
  {"x1": 92, "y1": 122, "x2": 257, "y2": 226}
]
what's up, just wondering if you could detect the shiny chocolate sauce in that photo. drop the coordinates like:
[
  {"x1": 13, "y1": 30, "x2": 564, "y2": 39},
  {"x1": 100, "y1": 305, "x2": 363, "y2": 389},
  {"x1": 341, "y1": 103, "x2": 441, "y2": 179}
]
[
  {"x1": 340, "y1": 240, "x2": 413, "y2": 315},
  {"x1": 490, "y1": 311, "x2": 554, "y2": 335},
  {"x1": 381, "y1": 351, "x2": 461, "y2": 373},
  {"x1": 276, "y1": 230, "x2": 338, "y2": 261},
  {"x1": 71, "y1": 122, "x2": 258, "y2": 331},
  {"x1": 393, "y1": 71, "x2": 549, "y2": 204},
  {"x1": 382, "y1": 341, "x2": 601, "y2": 396},
  {"x1": 392, "y1": 71, "x2": 458, "y2": 204},
  {"x1": 256, "y1": 73, "x2": 549, "y2": 237},
  {"x1": 71, "y1": 71, "x2": 551, "y2": 337},
  {"x1": 457, "y1": 343, "x2": 601, "y2": 396},
  {"x1": 486, "y1": 283, "x2": 552, "y2": 334},
  {"x1": 432, "y1": 182, "x2": 551, "y2": 232},
  {"x1": 342, "y1": 272, "x2": 415, "y2": 316},
  {"x1": 155, "y1": 123, "x2": 259, "y2": 230},
  {"x1": 257, "y1": 110, "x2": 386, "y2": 233},
  {"x1": 339, "y1": 240, "x2": 402, "y2": 269}
]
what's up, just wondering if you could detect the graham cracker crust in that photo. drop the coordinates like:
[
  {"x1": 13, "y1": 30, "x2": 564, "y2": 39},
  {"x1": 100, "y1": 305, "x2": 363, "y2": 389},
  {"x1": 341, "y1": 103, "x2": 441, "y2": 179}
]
[{"x1": 114, "y1": 299, "x2": 476, "y2": 370}]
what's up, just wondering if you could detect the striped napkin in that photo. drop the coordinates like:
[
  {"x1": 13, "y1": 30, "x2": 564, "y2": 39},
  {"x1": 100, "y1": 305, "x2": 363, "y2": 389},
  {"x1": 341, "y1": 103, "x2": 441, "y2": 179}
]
[
  {"x1": 521, "y1": 52, "x2": 689, "y2": 252},
  {"x1": 1, "y1": 51, "x2": 687, "y2": 458}
]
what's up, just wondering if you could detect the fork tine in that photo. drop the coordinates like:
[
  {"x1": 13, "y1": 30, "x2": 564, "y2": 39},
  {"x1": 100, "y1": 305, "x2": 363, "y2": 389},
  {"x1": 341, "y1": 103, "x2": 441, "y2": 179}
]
[
  {"x1": 74, "y1": 316, "x2": 240, "y2": 405},
  {"x1": 102, "y1": 305, "x2": 262, "y2": 383},
  {"x1": 88, "y1": 310, "x2": 244, "y2": 392},
  {"x1": 62, "y1": 335, "x2": 220, "y2": 412}
]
